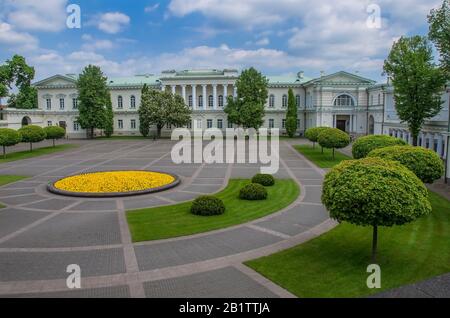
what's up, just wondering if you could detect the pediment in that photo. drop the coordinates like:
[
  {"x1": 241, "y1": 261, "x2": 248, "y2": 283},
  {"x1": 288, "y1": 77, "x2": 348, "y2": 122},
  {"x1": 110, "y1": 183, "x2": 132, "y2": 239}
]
[
  {"x1": 308, "y1": 71, "x2": 375, "y2": 85},
  {"x1": 33, "y1": 75, "x2": 77, "y2": 87}
]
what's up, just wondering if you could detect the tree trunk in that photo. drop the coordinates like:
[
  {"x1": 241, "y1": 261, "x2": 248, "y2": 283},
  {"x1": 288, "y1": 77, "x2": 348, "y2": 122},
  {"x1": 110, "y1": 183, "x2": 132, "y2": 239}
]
[
  {"x1": 332, "y1": 148, "x2": 335, "y2": 160},
  {"x1": 90, "y1": 127, "x2": 94, "y2": 139},
  {"x1": 30, "y1": 142, "x2": 33, "y2": 152},
  {"x1": 3, "y1": 145, "x2": 6, "y2": 159},
  {"x1": 157, "y1": 126, "x2": 162, "y2": 139},
  {"x1": 52, "y1": 139, "x2": 55, "y2": 147},
  {"x1": 372, "y1": 225, "x2": 378, "y2": 263},
  {"x1": 312, "y1": 142, "x2": 315, "y2": 149},
  {"x1": 321, "y1": 146, "x2": 324, "y2": 154},
  {"x1": 412, "y1": 135, "x2": 418, "y2": 147}
]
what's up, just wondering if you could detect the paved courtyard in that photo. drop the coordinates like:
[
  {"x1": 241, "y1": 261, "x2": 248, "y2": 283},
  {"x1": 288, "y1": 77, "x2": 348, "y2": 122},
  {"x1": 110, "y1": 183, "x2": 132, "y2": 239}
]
[{"x1": 0, "y1": 139, "x2": 335, "y2": 298}]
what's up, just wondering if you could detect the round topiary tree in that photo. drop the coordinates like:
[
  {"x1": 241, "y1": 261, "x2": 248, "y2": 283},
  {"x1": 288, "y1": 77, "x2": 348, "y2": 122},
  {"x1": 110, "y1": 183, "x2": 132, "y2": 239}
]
[
  {"x1": 43, "y1": 126, "x2": 66, "y2": 147},
  {"x1": 18, "y1": 125, "x2": 46, "y2": 152},
  {"x1": 239, "y1": 183, "x2": 268, "y2": 200},
  {"x1": 352, "y1": 135, "x2": 407, "y2": 159},
  {"x1": 251, "y1": 173, "x2": 275, "y2": 186},
  {"x1": 0, "y1": 128, "x2": 22, "y2": 159},
  {"x1": 191, "y1": 196, "x2": 225, "y2": 216},
  {"x1": 368, "y1": 145, "x2": 444, "y2": 184},
  {"x1": 305, "y1": 127, "x2": 331, "y2": 150},
  {"x1": 322, "y1": 157, "x2": 431, "y2": 262},
  {"x1": 317, "y1": 128, "x2": 351, "y2": 160}
]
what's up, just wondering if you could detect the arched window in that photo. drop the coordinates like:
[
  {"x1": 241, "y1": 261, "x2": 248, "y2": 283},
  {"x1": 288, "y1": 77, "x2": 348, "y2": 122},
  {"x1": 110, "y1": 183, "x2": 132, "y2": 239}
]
[
  {"x1": 218, "y1": 95, "x2": 224, "y2": 108},
  {"x1": 21, "y1": 116, "x2": 31, "y2": 126},
  {"x1": 269, "y1": 95, "x2": 275, "y2": 108},
  {"x1": 296, "y1": 95, "x2": 301, "y2": 108},
  {"x1": 130, "y1": 96, "x2": 136, "y2": 108},
  {"x1": 117, "y1": 96, "x2": 123, "y2": 109},
  {"x1": 282, "y1": 95, "x2": 288, "y2": 108},
  {"x1": 368, "y1": 115, "x2": 375, "y2": 135},
  {"x1": 199, "y1": 95, "x2": 203, "y2": 108},
  {"x1": 334, "y1": 94, "x2": 355, "y2": 107},
  {"x1": 208, "y1": 95, "x2": 214, "y2": 108},
  {"x1": 188, "y1": 95, "x2": 193, "y2": 107}
]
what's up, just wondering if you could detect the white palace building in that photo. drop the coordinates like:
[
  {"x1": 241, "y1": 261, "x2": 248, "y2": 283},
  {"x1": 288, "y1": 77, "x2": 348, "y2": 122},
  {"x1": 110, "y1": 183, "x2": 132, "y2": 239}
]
[{"x1": 0, "y1": 68, "x2": 449, "y2": 177}]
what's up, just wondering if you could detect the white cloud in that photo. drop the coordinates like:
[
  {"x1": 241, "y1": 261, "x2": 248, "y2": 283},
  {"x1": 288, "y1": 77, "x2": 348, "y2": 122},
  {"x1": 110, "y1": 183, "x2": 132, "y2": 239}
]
[
  {"x1": 0, "y1": 21, "x2": 38, "y2": 51},
  {"x1": 97, "y1": 12, "x2": 130, "y2": 34},
  {"x1": 81, "y1": 35, "x2": 115, "y2": 51},
  {"x1": 2, "y1": 0, "x2": 68, "y2": 32},
  {"x1": 255, "y1": 37, "x2": 270, "y2": 46},
  {"x1": 145, "y1": 3, "x2": 160, "y2": 13}
]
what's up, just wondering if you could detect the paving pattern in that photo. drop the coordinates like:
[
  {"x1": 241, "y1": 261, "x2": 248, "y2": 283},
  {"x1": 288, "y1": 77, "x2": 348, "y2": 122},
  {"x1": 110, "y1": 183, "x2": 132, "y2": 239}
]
[{"x1": 0, "y1": 139, "x2": 335, "y2": 298}]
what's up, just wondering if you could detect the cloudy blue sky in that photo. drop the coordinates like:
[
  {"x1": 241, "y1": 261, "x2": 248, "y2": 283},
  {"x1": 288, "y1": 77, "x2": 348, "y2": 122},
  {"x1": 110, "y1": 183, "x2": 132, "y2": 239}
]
[{"x1": 0, "y1": 0, "x2": 443, "y2": 83}]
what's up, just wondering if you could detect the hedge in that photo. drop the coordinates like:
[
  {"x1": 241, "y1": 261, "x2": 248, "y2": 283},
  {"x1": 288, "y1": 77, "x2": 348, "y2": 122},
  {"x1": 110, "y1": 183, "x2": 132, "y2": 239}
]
[
  {"x1": 18, "y1": 125, "x2": 46, "y2": 152},
  {"x1": 44, "y1": 126, "x2": 66, "y2": 147},
  {"x1": 0, "y1": 128, "x2": 22, "y2": 158},
  {"x1": 305, "y1": 127, "x2": 331, "y2": 149},
  {"x1": 368, "y1": 145, "x2": 444, "y2": 183},
  {"x1": 239, "y1": 183, "x2": 268, "y2": 200},
  {"x1": 191, "y1": 196, "x2": 226, "y2": 216},
  {"x1": 352, "y1": 135, "x2": 407, "y2": 159},
  {"x1": 251, "y1": 174, "x2": 275, "y2": 186},
  {"x1": 317, "y1": 128, "x2": 351, "y2": 159}
]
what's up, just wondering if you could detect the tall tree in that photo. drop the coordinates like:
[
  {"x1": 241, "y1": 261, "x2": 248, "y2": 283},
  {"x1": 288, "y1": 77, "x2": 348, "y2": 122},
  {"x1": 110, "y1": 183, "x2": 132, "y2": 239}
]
[
  {"x1": 285, "y1": 88, "x2": 298, "y2": 137},
  {"x1": 224, "y1": 67, "x2": 268, "y2": 129},
  {"x1": 383, "y1": 36, "x2": 447, "y2": 146},
  {"x1": 0, "y1": 55, "x2": 37, "y2": 109},
  {"x1": 138, "y1": 89, "x2": 191, "y2": 138},
  {"x1": 104, "y1": 95, "x2": 114, "y2": 137},
  {"x1": 76, "y1": 65, "x2": 111, "y2": 139},
  {"x1": 429, "y1": 0, "x2": 450, "y2": 77}
]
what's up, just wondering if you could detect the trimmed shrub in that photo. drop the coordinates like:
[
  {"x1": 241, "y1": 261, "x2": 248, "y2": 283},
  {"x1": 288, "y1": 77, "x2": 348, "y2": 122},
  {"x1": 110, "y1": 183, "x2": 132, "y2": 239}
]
[
  {"x1": 368, "y1": 145, "x2": 444, "y2": 183},
  {"x1": 317, "y1": 128, "x2": 351, "y2": 159},
  {"x1": 239, "y1": 183, "x2": 268, "y2": 200},
  {"x1": 305, "y1": 127, "x2": 331, "y2": 149},
  {"x1": 43, "y1": 126, "x2": 66, "y2": 147},
  {"x1": 352, "y1": 135, "x2": 407, "y2": 159},
  {"x1": 322, "y1": 157, "x2": 431, "y2": 261},
  {"x1": 18, "y1": 125, "x2": 46, "y2": 152},
  {"x1": 0, "y1": 128, "x2": 22, "y2": 158},
  {"x1": 251, "y1": 174, "x2": 275, "y2": 186},
  {"x1": 191, "y1": 196, "x2": 225, "y2": 216}
]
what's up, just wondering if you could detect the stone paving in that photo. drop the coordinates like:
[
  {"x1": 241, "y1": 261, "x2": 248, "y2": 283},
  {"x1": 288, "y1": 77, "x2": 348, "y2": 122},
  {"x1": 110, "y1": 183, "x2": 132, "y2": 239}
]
[{"x1": 0, "y1": 139, "x2": 335, "y2": 298}]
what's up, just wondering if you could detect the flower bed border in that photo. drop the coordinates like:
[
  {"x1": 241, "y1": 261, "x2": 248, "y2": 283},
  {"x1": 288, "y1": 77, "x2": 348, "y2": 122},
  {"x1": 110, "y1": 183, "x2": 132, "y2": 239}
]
[{"x1": 47, "y1": 170, "x2": 181, "y2": 198}]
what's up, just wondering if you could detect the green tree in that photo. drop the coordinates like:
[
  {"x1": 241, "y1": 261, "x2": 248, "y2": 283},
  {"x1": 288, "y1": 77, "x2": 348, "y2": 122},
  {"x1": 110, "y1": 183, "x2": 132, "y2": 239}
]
[
  {"x1": 285, "y1": 88, "x2": 298, "y2": 137},
  {"x1": 0, "y1": 128, "x2": 21, "y2": 158},
  {"x1": 305, "y1": 127, "x2": 331, "y2": 150},
  {"x1": 317, "y1": 128, "x2": 350, "y2": 160},
  {"x1": 224, "y1": 68, "x2": 268, "y2": 129},
  {"x1": 43, "y1": 126, "x2": 66, "y2": 147},
  {"x1": 383, "y1": 36, "x2": 447, "y2": 146},
  {"x1": 322, "y1": 157, "x2": 431, "y2": 262},
  {"x1": 352, "y1": 135, "x2": 407, "y2": 159},
  {"x1": 428, "y1": 0, "x2": 450, "y2": 77},
  {"x1": 76, "y1": 65, "x2": 110, "y2": 139},
  {"x1": 104, "y1": 96, "x2": 114, "y2": 137},
  {"x1": 18, "y1": 125, "x2": 46, "y2": 152},
  {"x1": 138, "y1": 89, "x2": 191, "y2": 138}
]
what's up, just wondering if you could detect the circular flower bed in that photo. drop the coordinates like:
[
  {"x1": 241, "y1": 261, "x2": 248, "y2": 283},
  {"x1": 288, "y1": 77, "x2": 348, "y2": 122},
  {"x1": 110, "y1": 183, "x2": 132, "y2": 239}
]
[{"x1": 48, "y1": 170, "x2": 180, "y2": 197}]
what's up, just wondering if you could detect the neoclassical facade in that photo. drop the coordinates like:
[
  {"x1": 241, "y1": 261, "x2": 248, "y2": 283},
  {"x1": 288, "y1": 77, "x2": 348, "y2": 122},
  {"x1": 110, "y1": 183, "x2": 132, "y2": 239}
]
[{"x1": 0, "y1": 68, "x2": 449, "y2": 164}]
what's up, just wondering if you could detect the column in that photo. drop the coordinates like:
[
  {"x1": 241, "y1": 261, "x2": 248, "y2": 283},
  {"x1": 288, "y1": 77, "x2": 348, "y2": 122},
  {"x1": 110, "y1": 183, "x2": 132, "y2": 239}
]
[
  {"x1": 192, "y1": 85, "x2": 197, "y2": 111},
  {"x1": 333, "y1": 115, "x2": 337, "y2": 128},
  {"x1": 233, "y1": 85, "x2": 237, "y2": 98},
  {"x1": 437, "y1": 134, "x2": 443, "y2": 157},
  {"x1": 202, "y1": 84, "x2": 207, "y2": 109},
  {"x1": 171, "y1": 85, "x2": 176, "y2": 95},
  {"x1": 213, "y1": 84, "x2": 218, "y2": 110},
  {"x1": 223, "y1": 84, "x2": 228, "y2": 106},
  {"x1": 350, "y1": 115, "x2": 353, "y2": 133},
  {"x1": 181, "y1": 85, "x2": 186, "y2": 103}
]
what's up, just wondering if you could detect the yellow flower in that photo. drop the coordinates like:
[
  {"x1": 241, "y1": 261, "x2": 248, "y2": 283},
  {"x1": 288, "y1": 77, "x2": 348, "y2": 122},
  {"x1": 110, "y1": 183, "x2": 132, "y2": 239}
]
[{"x1": 54, "y1": 171, "x2": 175, "y2": 193}]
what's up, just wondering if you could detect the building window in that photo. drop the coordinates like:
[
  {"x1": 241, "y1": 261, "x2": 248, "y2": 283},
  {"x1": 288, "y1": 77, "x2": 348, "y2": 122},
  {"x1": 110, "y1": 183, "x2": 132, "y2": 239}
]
[
  {"x1": 130, "y1": 96, "x2": 136, "y2": 109},
  {"x1": 59, "y1": 98, "x2": 65, "y2": 110},
  {"x1": 187, "y1": 121, "x2": 192, "y2": 129},
  {"x1": 228, "y1": 121, "x2": 233, "y2": 128},
  {"x1": 73, "y1": 122, "x2": 80, "y2": 131},
  {"x1": 46, "y1": 98, "x2": 51, "y2": 110},
  {"x1": 208, "y1": 95, "x2": 214, "y2": 108},
  {"x1": 371, "y1": 95, "x2": 374, "y2": 105},
  {"x1": 269, "y1": 119, "x2": 275, "y2": 128},
  {"x1": 296, "y1": 95, "x2": 301, "y2": 108},
  {"x1": 282, "y1": 119, "x2": 286, "y2": 129},
  {"x1": 188, "y1": 95, "x2": 193, "y2": 107},
  {"x1": 131, "y1": 119, "x2": 136, "y2": 129},
  {"x1": 118, "y1": 119, "x2": 123, "y2": 129},
  {"x1": 47, "y1": 120, "x2": 52, "y2": 126},
  {"x1": 269, "y1": 95, "x2": 275, "y2": 108},
  {"x1": 218, "y1": 95, "x2": 224, "y2": 108},
  {"x1": 297, "y1": 119, "x2": 300, "y2": 129},
  {"x1": 282, "y1": 95, "x2": 288, "y2": 108},
  {"x1": 72, "y1": 98, "x2": 78, "y2": 109},
  {"x1": 207, "y1": 119, "x2": 213, "y2": 129},
  {"x1": 196, "y1": 120, "x2": 202, "y2": 129},
  {"x1": 217, "y1": 119, "x2": 223, "y2": 129},
  {"x1": 199, "y1": 95, "x2": 203, "y2": 108},
  {"x1": 118, "y1": 96, "x2": 123, "y2": 109},
  {"x1": 334, "y1": 94, "x2": 355, "y2": 107}
]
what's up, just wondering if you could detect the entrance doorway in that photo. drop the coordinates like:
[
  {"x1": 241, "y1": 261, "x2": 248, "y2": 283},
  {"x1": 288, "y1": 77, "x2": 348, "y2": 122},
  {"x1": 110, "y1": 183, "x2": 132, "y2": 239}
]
[
  {"x1": 59, "y1": 121, "x2": 67, "y2": 131},
  {"x1": 336, "y1": 120, "x2": 346, "y2": 132},
  {"x1": 21, "y1": 116, "x2": 31, "y2": 126}
]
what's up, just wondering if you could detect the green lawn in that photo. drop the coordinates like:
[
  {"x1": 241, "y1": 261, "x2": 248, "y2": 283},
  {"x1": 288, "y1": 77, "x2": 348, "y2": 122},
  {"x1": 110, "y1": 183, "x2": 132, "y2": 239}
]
[
  {"x1": 0, "y1": 175, "x2": 28, "y2": 208},
  {"x1": 246, "y1": 190, "x2": 450, "y2": 298},
  {"x1": 0, "y1": 144, "x2": 78, "y2": 164},
  {"x1": 294, "y1": 144, "x2": 352, "y2": 168},
  {"x1": 127, "y1": 179, "x2": 300, "y2": 242}
]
